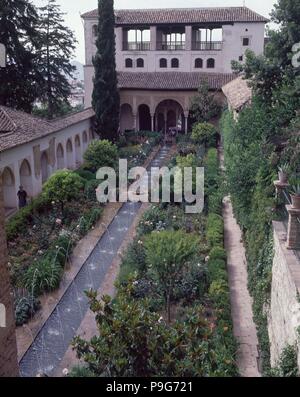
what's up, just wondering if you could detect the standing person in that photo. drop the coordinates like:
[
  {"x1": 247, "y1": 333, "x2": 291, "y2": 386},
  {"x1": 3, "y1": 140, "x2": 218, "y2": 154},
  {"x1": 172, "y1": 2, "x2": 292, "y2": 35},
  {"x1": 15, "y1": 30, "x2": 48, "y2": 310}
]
[{"x1": 17, "y1": 186, "x2": 27, "y2": 209}]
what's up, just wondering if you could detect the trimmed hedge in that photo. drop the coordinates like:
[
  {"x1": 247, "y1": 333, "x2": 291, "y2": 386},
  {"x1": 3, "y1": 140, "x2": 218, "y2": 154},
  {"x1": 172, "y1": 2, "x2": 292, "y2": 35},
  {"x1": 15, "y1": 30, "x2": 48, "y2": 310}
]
[{"x1": 207, "y1": 213, "x2": 224, "y2": 248}]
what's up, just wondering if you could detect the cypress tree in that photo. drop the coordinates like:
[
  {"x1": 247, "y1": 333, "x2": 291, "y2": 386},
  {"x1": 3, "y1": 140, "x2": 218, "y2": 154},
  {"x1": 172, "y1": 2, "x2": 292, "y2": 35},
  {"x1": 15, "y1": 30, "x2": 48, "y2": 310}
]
[
  {"x1": 37, "y1": 0, "x2": 77, "y2": 119},
  {"x1": 0, "y1": 0, "x2": 40, "y2": 112},
  {"x1": 92, "y1": 0, "x2": 120, "y2": 141}
]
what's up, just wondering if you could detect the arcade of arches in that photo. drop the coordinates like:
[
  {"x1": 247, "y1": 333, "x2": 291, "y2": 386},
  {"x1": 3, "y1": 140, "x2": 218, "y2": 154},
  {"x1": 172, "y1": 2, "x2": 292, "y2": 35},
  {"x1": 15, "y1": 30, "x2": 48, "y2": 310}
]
[
  {"x1": 119, "y1": 91, "x2": 196, "y2": 134},
  {"x1": 1, "y1": 128, "x2": 95, "y2": 217}
]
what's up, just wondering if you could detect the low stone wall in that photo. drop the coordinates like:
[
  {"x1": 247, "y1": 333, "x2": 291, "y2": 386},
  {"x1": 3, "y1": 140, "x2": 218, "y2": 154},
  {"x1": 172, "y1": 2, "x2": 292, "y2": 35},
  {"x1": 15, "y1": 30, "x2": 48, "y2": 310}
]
[{"x1": 268, "y1": 221, "x2": 300, "y2": 370}]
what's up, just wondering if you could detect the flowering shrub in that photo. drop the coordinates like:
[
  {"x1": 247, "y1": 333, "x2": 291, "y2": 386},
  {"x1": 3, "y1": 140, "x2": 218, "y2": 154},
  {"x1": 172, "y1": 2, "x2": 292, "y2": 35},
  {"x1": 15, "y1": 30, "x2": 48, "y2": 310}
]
[{"x1": 23, "y1": 257, "x2": 63, "y2": 297}]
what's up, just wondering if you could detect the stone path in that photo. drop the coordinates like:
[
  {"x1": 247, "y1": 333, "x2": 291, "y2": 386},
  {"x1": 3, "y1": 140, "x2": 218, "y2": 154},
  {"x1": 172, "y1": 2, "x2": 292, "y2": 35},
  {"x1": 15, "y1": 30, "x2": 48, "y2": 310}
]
[{"x1": 223, "y1": 197, "x2": 261, "y2": 377}]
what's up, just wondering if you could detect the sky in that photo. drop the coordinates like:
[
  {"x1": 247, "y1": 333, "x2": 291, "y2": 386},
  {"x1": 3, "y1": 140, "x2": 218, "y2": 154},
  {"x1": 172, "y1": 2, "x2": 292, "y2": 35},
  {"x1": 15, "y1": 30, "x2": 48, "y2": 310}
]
[{"x1": 32, "y1": 0, "x2": 278, "y2": 63}]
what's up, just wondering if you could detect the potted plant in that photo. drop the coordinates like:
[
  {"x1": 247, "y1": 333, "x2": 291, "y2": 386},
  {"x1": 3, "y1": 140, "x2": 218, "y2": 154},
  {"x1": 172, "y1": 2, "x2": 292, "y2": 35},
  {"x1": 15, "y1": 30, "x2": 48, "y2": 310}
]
[
  {"x1": 278, "y1": 163, "x2": 289, "y2": 184},
  {"x1": 290, "y1": 183, "x2": 300, "y2": 209}
]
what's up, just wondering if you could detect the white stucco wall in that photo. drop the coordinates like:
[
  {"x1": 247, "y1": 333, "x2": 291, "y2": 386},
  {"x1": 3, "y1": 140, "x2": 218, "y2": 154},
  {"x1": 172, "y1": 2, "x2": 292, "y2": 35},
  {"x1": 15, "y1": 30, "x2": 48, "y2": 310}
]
[
  {"x1": 0, "y1": 118, "x2": 94, "y2": 211},
  {"x1": 83, "y1": 17, "x2": 266, "y2": 108}
]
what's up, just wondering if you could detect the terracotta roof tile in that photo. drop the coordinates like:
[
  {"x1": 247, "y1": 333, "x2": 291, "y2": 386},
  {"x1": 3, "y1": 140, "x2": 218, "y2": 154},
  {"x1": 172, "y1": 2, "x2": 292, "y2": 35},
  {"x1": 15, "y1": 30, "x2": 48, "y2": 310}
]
[
  {"x1": 82, "y1": 7, "x2": 269, "y2": 24},
  {"x1": 0, "y1": 107, "x2": 17, "y2": 133},
  {"x1": 118, "y1": 71, "x2": 237, "y2": 90},
  {"x1": 0, "y1": 107, "x2": 94, "y2": 153},
  {"x1": 222, "y1": 75, "x2": 252, "y2": 110}
]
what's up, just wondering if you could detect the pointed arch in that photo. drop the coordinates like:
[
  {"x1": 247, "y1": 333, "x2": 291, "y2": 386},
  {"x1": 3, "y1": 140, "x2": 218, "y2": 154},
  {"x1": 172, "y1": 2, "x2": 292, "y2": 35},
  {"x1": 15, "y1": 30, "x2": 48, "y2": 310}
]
[
  {"x1": 56, "y1": 143, "x2": 64, "y2": 169},
  {"x1": 2, "y1": 167, "x2": 17, "y2": 210},
  {"x1": 19, "y1": 159, "x2": 33, "y2": 197}
]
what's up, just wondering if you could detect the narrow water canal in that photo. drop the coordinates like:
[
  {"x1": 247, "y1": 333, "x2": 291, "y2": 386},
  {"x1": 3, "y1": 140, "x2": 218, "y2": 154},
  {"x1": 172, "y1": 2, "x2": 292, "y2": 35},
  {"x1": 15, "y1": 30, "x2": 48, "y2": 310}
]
[{"x1": 20, "y1": 145, "x2": 171, "y2": 377}]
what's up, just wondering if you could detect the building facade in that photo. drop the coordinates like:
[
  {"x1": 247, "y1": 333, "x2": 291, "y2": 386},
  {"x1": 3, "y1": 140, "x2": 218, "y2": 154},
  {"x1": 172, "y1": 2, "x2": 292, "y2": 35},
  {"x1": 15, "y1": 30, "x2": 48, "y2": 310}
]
[
  {"x1": 82, "y1": 7, "x2": 268, "y2": 133},
  {"x1": 0, "y1": 107, "x2": 95, "y2": 217}
]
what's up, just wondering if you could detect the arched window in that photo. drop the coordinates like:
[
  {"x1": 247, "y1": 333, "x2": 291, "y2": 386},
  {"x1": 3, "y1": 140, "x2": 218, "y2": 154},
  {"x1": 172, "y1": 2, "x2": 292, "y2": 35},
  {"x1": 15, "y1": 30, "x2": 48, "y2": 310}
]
[
  {"x1": 171, "y1": 58, "x2": 179, "y2": 68},
  {"x1": 136, "y1": 58, "x2": 144, "y2": 68},
  {"x1": 125, "y1": 58, "x2": 133, "y2": 68},
  {"x1": 92, "y1": 25, "x2": 98, "y2": 37},
  {"x1": 195, "y1": 58, "x2": 203, "y2": 69},
  {"x1": 159, "y1": 58, "x2": 167, "y2": 68},
  {"x1": 207, "y1": 58, "x2": 215, "y2": 69}
]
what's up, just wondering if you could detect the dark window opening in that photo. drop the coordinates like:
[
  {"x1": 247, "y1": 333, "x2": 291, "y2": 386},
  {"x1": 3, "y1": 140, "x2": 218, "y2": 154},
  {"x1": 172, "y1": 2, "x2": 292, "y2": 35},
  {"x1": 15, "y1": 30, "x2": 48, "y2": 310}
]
[
  {"x1": 125, "y1": 58, "x2": 133, "y2": 68},
  {"x1": 195, "y1": 58, "x2": 203, "y2": 68},
  {"x1": 207, "y1": 58, "x2": 215, "y2": 69},
  {"x1": 159, "y1": 58, "x2": 167, "y2": 68},
  {"x1": 243, "y1": 37, "x2": 250, "y2": 46},
  {"x1": 171, "y1": 58, "x2": 179, "y2": 68},
  {"x1": 137, "y1": 58, "x2": 144, "y2": 68}
]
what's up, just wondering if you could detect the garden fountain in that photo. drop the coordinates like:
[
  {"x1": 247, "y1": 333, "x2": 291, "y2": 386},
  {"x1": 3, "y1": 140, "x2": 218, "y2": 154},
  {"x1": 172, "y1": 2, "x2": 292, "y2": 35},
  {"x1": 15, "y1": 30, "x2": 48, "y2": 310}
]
[{"x1": 19, "y1": 146, "x2": 171, "y2": 377}]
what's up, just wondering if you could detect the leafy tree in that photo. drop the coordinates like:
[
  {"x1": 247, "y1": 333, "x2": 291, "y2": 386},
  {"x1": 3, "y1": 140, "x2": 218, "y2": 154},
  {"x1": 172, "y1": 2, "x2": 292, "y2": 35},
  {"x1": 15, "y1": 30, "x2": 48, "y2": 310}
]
[
  {"x1": 189, "y1": 82, "x2": 221, "y2": 125},
  {"x1": 42, "y1": 170, "x2": 84, "y2": 214},
  {"x1": 32, "y1": 102, "x2": 78, "y2": 119},
  {"x1": 73, "y1": 280, "x2": 222, "y2": 377},
  {"x1": 83, "y1": 139, "x2": 119, "y2": 171},
  {"x1": 268, "y1": 0, "x2": 300, "y2": 70},
  {"x1": 232, "y1": 50, "x2": 284, "y2": 103},
  {"x1": 36, "y1": 0, "x2": 77, "y2": 119},
  {"x1": 192, "y1": 122, "x2": 216, "y2": 147},
  {"x1": 92, "y1": 0, "x2": 120, "y2": 141},
  {"x1": 0, "y1": 0, "x2": 40, "y2": 112},
  {"x1": 144, "y1": 230, "x2": 199, "y2": 323}
]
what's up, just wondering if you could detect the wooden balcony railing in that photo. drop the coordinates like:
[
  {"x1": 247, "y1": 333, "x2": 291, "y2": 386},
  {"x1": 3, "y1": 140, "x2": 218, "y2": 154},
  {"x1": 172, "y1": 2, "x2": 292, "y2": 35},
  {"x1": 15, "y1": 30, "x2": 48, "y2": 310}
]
[
  {"x1": 192, "y1": 41, "x2": 223, "y2": 51},
  {"x1": 122, "y1": 42, "x2": 151, "y2": 51},
  {"x1": 156, "y1": 41, "x2": 186, "y2": 51}
]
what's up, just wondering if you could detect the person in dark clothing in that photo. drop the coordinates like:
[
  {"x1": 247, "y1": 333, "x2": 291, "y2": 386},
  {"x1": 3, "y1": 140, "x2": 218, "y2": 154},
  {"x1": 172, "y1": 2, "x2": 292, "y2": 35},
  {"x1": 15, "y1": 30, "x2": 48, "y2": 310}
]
[{"x1": 17, "y1": 186, "x2": 27, "y2": 209}]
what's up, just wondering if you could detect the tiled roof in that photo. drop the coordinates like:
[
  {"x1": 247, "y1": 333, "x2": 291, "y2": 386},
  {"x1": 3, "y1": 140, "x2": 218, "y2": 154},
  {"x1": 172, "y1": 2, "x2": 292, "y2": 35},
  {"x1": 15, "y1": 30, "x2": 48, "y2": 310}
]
[
  {"x1": 0, "y1": 107, "x2": 94, "y2": 153},
  {"x1": 0, "y1": 107, "x2": 17, "y2": 133},
  {"x1": 222, "y1": 75, "x2": 252, "y2": 110},
  {"x1": 82, "y1": 7, "x2": 269, "y2": 24},
  {"x1": 118, "y1": 71, "x2": 237, "y2": 91}
]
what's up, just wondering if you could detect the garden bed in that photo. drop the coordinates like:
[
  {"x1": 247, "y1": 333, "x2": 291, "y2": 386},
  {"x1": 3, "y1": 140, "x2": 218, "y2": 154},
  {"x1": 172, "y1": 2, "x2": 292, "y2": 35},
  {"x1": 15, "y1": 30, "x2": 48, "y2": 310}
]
[
  {"x1": 71, "y1": 130, "x2": 238, "y2": 377},
  {"x1": 14, "y1": 139, "x2": 162, "y2": 361}
]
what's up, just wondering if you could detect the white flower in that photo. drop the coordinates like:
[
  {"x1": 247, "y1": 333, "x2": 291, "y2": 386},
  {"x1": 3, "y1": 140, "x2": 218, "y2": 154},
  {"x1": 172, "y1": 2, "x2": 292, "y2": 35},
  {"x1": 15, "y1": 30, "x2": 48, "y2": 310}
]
[
  {"x1": 51, "y1": 201, "x2": 55, "y2": 205},
  {"x1": 197, "y1": 263, "x2": 201, "y2": 268},
  {"x1": 158, "y1": 316, "x2": 163, "y2": 323},
  {"x1": 62, "y1": 368, "x2": 69, "y2": 376},
  {"x1": 56, "y1": 218, "x2": 62, "y2": 225},
  {"x1": 205, "y1": 256, "x2": 210, "y2": 263}
]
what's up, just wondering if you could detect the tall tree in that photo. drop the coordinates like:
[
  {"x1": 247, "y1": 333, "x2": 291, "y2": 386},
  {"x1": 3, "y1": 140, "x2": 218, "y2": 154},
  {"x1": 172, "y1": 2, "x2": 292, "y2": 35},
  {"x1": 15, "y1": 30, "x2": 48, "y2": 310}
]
[
  {"x1": 267, "y1": 0, "x2": 300, "y2": 70},
  {"x1": 92, "y1": 0, "x2": 120, "y2": 141},
  {"x1": 189, "y1": 82, "x2": 221, "y2": 125},
  {"x1": 37, "y1": 0, "x2": 77, "y2": 119},
  {"x1": 0, "y1": 0, "x2": 40, "y2": 112}
]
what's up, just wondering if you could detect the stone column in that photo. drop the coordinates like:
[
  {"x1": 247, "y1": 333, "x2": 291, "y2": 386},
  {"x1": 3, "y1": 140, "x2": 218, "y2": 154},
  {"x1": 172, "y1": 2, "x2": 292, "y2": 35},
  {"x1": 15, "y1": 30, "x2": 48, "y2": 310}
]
[
  {"x1": 184, "y1": 111, "x2": 189, "y2": 134},
  {"x1": 150, "y1": 26, "x2": 157, "y2": 51},
  {"x1": 286, "y1": 205, "x2": 300, "y2": 250},
  {"x1": 133, "y1": 113, "x2": 137, "y2": 132},
  {"x1": 0, "y1": 172, "x2": 19, "y2": 377},
  {"x1": 185, "y1": 25, "x2": 192, "y2": 51},
  {"x1": 150, "y1": 114, "x2": 154, "y2": 132}
]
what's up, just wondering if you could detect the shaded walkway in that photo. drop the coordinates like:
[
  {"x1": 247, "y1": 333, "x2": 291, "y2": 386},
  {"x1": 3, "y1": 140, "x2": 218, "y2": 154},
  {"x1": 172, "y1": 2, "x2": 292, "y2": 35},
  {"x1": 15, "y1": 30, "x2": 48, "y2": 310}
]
[
  {"x1": 219, "y1": 143, "x2": 260, "y2": 376},
  {"x1": 223, "y1": 197, "x2": 261, "y2": 377}
]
